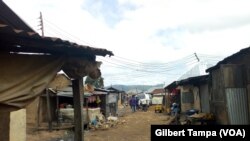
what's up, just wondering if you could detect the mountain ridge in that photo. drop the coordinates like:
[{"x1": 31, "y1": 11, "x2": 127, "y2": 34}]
[{"x1": 105, "y1": 84, "x2": 164, "y2": 92}]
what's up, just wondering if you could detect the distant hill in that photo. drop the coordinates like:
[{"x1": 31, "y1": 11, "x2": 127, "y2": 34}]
[{"x1": 105, "y1": 84, "x2": 164, "y2": 93}]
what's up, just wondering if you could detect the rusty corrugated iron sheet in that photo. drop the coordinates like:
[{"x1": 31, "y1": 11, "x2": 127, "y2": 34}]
[
  {"x1": 225, "y1": 88, "x2": 249, "y2": 124},
  {"x1": 177, "y1": 75, "x2": 208, "y2": 86},
  {"x1": 206, "y1": 46, "x2": 250, "y2": 72},
  {"x1": 0, "y1": 24, "x2": 113, "y2": 57},
  {"x1": 151, "y1": 88, "x2": 165, "y2": 94}
]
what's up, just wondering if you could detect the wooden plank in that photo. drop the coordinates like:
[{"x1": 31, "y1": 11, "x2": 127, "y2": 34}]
[
  {"x1": 72, "y1": 78, "x2": 84, "y2": 141},
  {"x1": 36, "y1": 97, "x2": 41, "y2": 130},
  {"x1": 46, "y1": 89, "x2": 52, "y2": 131},
  {"x1": 222, "y1": 64, "x2": 244, "y2": 88},
  {"x1": 0, "y1": 109, "x2": 10, "y2": 141},
  {"x1": 56, "y1": 95, "x2": 60, "y2": 126},
  {"x1": 86, "y1": 99, "x2": 90, "y2": 130}
]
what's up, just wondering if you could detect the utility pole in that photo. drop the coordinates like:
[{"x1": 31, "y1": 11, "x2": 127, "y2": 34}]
[
  {"x1": 194, "y1": 52, "x2": 200, "y2": 62},
  {"x1": 38, "y1": 12, "x2": 44, "y2": 36}
]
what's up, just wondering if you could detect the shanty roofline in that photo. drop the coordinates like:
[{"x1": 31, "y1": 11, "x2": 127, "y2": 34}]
[
  {"x1": 206, "y1": 46, "x2": 250, "y2": 72},
  {"x1": 107, "y1": 87, "x2": 122, "y2": 93},
  {"x1": 0, "y1": 1, "x2": 113, "y2": 57},
  {"x1": 0, "y1": 24, "x2": 114, "y2": 57},
  {"x1": 164, "y1": 81, "x2": 177, "y2": 90},
  {"x1": 177, "y1": 74, "x2": 208, "y2": 86},
  {"x1": 0, "y1": 1, "x2": 34, "y2": 32},
  {"x1": 151, "y1": 88, "x2": 165, "y2": 94},
  {"x1": 164, "y1": 75, "x2": 209, "y2": 90},
  {"x1": 94, "y1": 88, "x2": 122, "y2": 94},
  {"x1": 94, "y1": 88, "x2": 112, "y2": 92}
]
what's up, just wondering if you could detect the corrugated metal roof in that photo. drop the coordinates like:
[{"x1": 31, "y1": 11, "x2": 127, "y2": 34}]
[
  {"x1": 165, "y1": 75, "x2": 208, "y2": 90},
  {"x1": 206, "y1": 46, "x2": 250, "y2": 72},
  {"x1": 151, "y1": 88, "x2": 165, "y2": 94},
  {"x1": 57, "y1": 87, "x2": 108, "y2": 97},
  {"x1": 0, "y1": 24, "x2": 114, "y2": 57},
  {"x1": 0, "y1": 1, "x2": 113, "y2": 57},
  {"x1": 107, "y1": 87, "x2": 121, "y2": 93},
  {"x1": 178, "y1": 61, "x2": 212, "y2": 80},
  {"x1": 0, "y1": 1, "x2": 34, "y2": 32},
  {"x1": 177, "y1": 75, "x2": 208, "y2": 86},
  {"x1": 164, "y1": 81, "x2": 178, "y2": 90}
]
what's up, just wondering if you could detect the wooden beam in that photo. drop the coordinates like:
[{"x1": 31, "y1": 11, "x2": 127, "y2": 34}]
[
  {"x1": 56, "y1": 94, "x2": 60, "y2": 126},
  {"x1": 86, "y1": 99, "x2": 89, "y2": 130},
  {"x1": 46, "y1": 89, "x2": 52, "y2": 131},
  {"x1": 72, "y1": 78, "x2": 84, "y2": 141},
  {"x1": 36, "y1": 97, "x2": 41, "y2": 130}
]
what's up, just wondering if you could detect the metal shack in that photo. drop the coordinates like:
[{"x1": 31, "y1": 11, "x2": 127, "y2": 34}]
[
  {"x1": 206, "y1": 46, "x2": 250, "y2": 125},
  {"x1": 100, "y1": 88, "x2": 119, "y2": 117}
]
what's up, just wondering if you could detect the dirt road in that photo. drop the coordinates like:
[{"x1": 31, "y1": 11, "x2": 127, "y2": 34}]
[
  {"x1": 27, "y1": 106, "x2": 173, "y2": 141},
  {"x1": 84, "y1": 106, "x2": 172, "y2": 141}
]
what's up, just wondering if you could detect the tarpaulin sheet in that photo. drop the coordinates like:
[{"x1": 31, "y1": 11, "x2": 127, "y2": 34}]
[{"x1": 0, "y1": 53, "x2": 64, "y2": 108}]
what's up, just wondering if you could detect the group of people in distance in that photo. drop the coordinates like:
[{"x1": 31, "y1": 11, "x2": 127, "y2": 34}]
[
  {"x1": 127, "y1": 94, "x2": 180, "y2": 115},
  {"x1": 129, "y1": 95, "x2": 149, "y2": 112}
]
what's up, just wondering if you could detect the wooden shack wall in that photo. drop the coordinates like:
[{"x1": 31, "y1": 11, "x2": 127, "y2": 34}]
[
  {"x1": 210, "y1": 69, "x2": 229, "y2": 124},
  {"x1": 193, "y1": 87, "x2": 201, "y2": 112},
  {"x1": 180, "y1": 85, "x2": 194, "y2": 113},
  {"x1": 210, "y1": 59, "x2": 250, "y2": 124},
  {"x1": 26, "y1": 96, "x2": 57, "y2": 125},
  {"x1": 199, "y1": 84, "x2": 210, "y2": 113},
  {"x1": 99, "y1": 94, "x2": 108, "y2": 117}
]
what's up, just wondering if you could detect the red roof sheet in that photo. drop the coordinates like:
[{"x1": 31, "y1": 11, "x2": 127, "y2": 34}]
[{"x1": 151, "y1": 88, "x2": 165, "y2": 94}]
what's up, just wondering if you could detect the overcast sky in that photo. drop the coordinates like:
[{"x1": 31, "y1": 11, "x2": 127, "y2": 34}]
[{"x1": 4, "y1": 0, "x2": 250, "y2": 87}]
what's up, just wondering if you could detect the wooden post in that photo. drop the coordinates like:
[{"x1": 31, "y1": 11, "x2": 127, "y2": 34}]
[
  {"x1": 36, "y1": 97, "x2": 41, "y2": 130},
  {"x1": 46, "y1": 88, "x2": 52, "y2": 131},
  {"x1": 164, "y1": 89, "x2": 167, "y2": 113},
  {"x1": 56, "y1": 93, "x2": 59, "y2": 126},
  {"x1": 72, "y1": 78, "x2": 84, "y2": 141},
  {"x1": 86, "y1": 98, "x2": 89, "y2": 130}
]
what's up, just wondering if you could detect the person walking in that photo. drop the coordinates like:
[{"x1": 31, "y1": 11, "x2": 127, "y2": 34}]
[
  {"x1": 130, "y1": 95, "x2": 137, "y2": 112},
  {"x1": 139, "y1": 98, "x2": 148, "y2": 112},
  {"x1": 136, "y1": 96, "x2": 140, "y2": 110}
]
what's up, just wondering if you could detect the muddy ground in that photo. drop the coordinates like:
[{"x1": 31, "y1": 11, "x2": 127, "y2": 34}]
[{"x1": 27, "y1": 106, "x2": 173, "y2": 141}]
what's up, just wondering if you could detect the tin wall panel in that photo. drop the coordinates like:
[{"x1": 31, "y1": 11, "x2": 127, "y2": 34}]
[{"x1": 226, "y1": 88, "x2": 249, "y2": 124}]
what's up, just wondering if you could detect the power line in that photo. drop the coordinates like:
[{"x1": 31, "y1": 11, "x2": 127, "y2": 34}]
[
  {"x1": 112, "y1": 54, "x2": 195, "y2": 66},
  {"x1": 98, "y1": 57, "x2": 198, "y2": 73},
  {"x1": 36, "y1": 16, "x2": 194, "y2": 86},
  {"x1": 38, "y1": 17, "x2": 223, "y2": 85},
  {"x1": 43, "y1": 18, "x2": 93, "y2": 46},
  {"x1": 98, "y1": 53, "x2": 197, "y2": 69}
]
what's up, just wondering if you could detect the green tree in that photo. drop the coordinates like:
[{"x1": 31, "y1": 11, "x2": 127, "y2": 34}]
[{"x1": 85, "y1": 76, "x2": 104, "y2": 88}]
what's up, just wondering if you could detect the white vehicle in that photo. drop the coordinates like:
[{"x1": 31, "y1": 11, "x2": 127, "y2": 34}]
[{"x1": 137, "y1": 93, "x2": 151, "y2": 106}]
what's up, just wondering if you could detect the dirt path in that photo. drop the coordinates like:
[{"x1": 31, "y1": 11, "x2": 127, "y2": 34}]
[
  {"x1": 84, "y1": 106, "x2": 172, "y2": 141},
  {"x1": 27, "y1": 106, "x2": 173, "y2": 141}
]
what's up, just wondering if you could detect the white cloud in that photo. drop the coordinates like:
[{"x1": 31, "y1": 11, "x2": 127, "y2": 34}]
[{"x1": 3, "y1": 0, "x2": 250, "y2": 86}]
